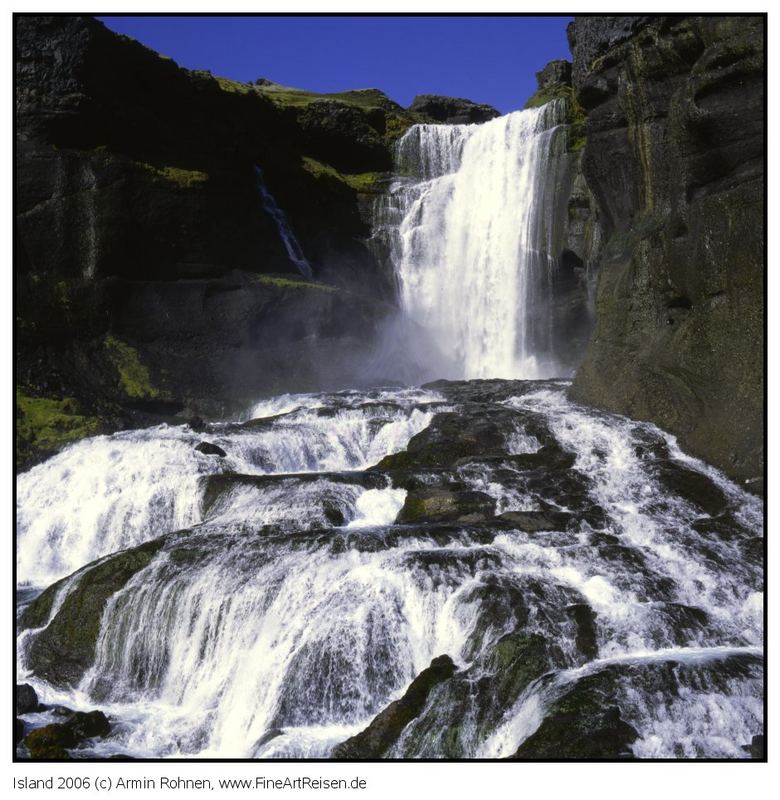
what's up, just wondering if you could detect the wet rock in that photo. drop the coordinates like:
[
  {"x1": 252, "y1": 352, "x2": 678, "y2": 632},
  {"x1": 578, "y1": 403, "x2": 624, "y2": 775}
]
[
  {"x1": 488, "y1": 633, "x2": 550, "y2": 709},
  {"x1": 658, "y1": 603, "x2": 709, "y2": 645},
  {"x1": 24, "y1": 710, "x2": 110, "y2": 760},
  {"x1": 742, "y1": 734, "x2": 764, "y2": 759},
  {"x1": 15, "y1": 718, "x2": 25, "y2": 745},
  {"x1": 512, "y1": 674, "x2": 638, "y2": 760},
  {"x1": 16, "y1": 683, "x2": 39, "y2": 714},
  {"x1": 21, "y1": 539, "x2": 165, "y2": 687},
  {"x1": 375, "y1": 408, "x2": 521, "y2": 471},
  {"x1": 332, "y1": 655, "x2": 456, "y2": 758},
  {"x1": 655, "y1": 461, "x2": 729, "y2": 516},
  {"x1": 506, "y1": 444, "x2": 577, "y2": 472},
  {"x1": 396, "y1": 487, "x2": 496, "y2": 524},
  {"x1": 322, "y1": 502, "x2": 345, "y2": 526},
  {"x1": 495, "y1": 510, "x2": 572, "y2": 533},
  {"x1": 194, "y1": 441, "x2": 226, "y2": 457},
  {"x1": 252, "y1": 728, "x2": 285, "y2": 754},
  {"x1": 188, "y1": 416, "x2": 206, "y2": 431},
  {"x1": 566, "y1": 604, "x2": 599, "y2": 660}
]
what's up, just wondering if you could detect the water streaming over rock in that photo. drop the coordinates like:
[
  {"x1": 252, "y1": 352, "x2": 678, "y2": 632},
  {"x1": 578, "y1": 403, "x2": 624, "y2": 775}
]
[
  {"x1": 254, "y1": 166, "x2": 313, "y2": 279},
  {"x1": 16, "y1": 381, "x2": 763, "y2": 759},
  {"x1": 376, "y1": 103, "x2": 571, "y2": 380}
]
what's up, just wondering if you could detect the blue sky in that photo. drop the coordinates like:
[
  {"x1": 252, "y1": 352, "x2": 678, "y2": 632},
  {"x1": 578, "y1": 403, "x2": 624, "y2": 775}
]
[{"x1": 98, "y1": 15, "x2": 573, "y2": 113}]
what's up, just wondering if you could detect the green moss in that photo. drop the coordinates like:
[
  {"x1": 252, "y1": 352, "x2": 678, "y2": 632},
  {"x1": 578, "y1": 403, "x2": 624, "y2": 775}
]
[
  {"x1": 343, "y1": 172, "x2": 382, "y2": 192},
  {"x1": 252, "y1": 274, "x2": 339, "y2": 293},
  {"x1": 301, "y1": 157, "x2": 342, "y2": 181},
  {"x1": 258, "y1": 83, "x2": 394, "y2": 111},
  {"x1": 104, "y1": 335, "x2": 159, "y2": 399},
  {"x1": 139, "y1": 163, "x2": 209, "y2": 187},
  {"x1": 16, "y1": 392, "x2": 101, "y2": 460},
  {"x1": 302, "y1": 157, "x2": 383, "y2": 194}
]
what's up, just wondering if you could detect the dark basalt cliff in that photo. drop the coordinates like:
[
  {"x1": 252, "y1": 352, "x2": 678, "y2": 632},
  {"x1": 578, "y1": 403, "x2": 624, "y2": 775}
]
[
  {"x1": 14, "y1": 15, "x2": 446, "y2": 469},
  {"x1": 567, "y1": 16, "x2": 765, "y2": 486}
]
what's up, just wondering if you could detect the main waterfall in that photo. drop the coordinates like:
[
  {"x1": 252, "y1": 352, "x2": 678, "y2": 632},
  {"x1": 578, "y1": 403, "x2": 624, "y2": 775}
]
[{"x1": 379, "y1": 101, "x2": 570, "y2": 380}]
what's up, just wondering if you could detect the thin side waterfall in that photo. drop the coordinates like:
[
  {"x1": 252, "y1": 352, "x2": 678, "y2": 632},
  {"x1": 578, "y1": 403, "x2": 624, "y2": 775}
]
[
  {"x1": 377, "y1": 101, "x2": 569, "y2": 380},
  {"x1": 254, "y1": 166, "x2": 313, "y2": 279}
]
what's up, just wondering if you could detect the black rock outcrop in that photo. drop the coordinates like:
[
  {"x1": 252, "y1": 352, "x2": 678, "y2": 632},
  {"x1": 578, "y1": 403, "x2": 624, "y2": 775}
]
[{"x1": 408, "y1": 94, "x2": 500, "y2": 124}]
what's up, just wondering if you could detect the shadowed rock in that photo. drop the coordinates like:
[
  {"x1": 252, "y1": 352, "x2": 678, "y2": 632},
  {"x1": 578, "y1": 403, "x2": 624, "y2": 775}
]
[{"x1": 331, "y1": 655, "x2": 456, "y2": 759}]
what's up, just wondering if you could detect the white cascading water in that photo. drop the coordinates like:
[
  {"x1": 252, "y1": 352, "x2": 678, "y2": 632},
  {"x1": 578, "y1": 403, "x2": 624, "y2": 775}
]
[
  {"x1": 379, "y1": 102, "x2": 568, "y2": 380},
  {"x1": 16, "y1": 388, "x2": 442, "y2": 588},
  {"x1": 16, "y1": 382, "x2": 763, "y2": 759}
]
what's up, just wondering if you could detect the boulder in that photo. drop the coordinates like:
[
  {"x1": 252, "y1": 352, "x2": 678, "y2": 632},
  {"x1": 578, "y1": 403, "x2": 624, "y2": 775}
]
[
  {"x1": 194, "y1": 441, "x2": 226, "y2": 457},
  {"x1": 24, "y1": 710, "x2": 110, "y2": 760},
  {"x1": 396, "y1": 487, "x2": 496, "y2": 524},
  {"x1": 16, "y1": 683, "x2": 39, "y2": 714}
]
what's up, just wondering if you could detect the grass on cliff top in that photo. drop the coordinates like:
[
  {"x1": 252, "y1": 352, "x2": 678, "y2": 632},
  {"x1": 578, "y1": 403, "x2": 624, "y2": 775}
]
[
  {"x1": 301, "y1": 157, "x2": 384, "y2": 193},
  {"x1": 104, "y1": 335, "x2": 160, "y2": 399},
  {"x1": 255, "y1": 82, "x2": 396, "y2": 109},
  {"x1": 16, "y1": 391, "x2": 102, "y2": 460},
  {"x1": 253, "y1": 274, "x2": 339, "y2": 293},
  {"x1": 256, "y1": 83, "x2": 419, "y2": 140}
]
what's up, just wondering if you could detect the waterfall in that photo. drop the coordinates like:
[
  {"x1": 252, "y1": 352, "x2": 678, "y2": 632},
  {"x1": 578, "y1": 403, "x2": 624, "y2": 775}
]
[
  {"x1": 16, "y1": 388, "x2": 442, "y2": 588},
  {"x1": 378, "y1": 101, "x2": 569, "y2": 380},
  {"x1": 17, "y1": 381, "x2": 763, "y2": 759},
  {"x1": 254, "y1": 166, "x2": 313, "y2": 279}
]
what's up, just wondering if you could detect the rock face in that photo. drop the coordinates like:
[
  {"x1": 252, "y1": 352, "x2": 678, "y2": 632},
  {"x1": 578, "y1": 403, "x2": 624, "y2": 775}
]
[
  {"x1": 408, "y1": 94, "x2": 499, "y2": 124},
  {"x1": 567, "y1": 16, "x2": 764, "y2": 485}
]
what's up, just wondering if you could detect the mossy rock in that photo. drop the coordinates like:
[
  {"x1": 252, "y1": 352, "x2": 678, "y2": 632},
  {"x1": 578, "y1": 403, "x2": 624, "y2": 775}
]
[
  {"x1": 396, "y1": 487, "x2": 496, "y2": 524},
  {"x1": 24, "y1": 710, "x2": 110, "y2": 760},
  {"x1": 22, "y1": 539, "x2": 165, "y2": 687},
  {"x1": 524, "y1": 85, "x2": 586, "y2": 152},
  {"x1": 16, "y1": 390, "x2": 102, "y2": 470},
  {"x1": 374, "y1": 410, "x2": 517, "y2": 471},
  {"x1": 252, "y1": 273, "x2": 339, "y2": 293},
  {"x1": 488, "y1": 632, "x2": 551, "y2": 710},
  {"x1": 511, "y1": 670, "x2": 638, "y2": 760},
  {"x1": 103, "y1": 335, "x2": 160, "y2": 400}
]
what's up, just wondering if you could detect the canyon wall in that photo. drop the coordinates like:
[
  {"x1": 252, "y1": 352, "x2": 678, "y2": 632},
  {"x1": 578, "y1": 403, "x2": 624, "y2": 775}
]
[{"x1": 567, "y1": 16, "x2": 764, "y2": 486}]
